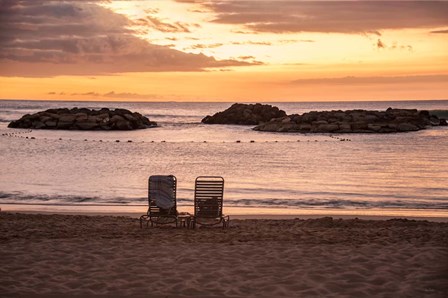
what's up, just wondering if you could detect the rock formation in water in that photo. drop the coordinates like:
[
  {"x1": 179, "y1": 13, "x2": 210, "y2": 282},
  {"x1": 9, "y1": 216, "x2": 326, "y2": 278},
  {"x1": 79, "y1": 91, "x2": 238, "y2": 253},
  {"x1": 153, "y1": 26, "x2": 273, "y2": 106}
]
[
  {"x1": 8, "y1": 108, "x2": 157, "y2": 130},
  {"x1": 253, "y1": 108, "x2": 447, "y2": 133},
  {"x1": 202, "y1": 103, "x2": 286, "y2": 125}
]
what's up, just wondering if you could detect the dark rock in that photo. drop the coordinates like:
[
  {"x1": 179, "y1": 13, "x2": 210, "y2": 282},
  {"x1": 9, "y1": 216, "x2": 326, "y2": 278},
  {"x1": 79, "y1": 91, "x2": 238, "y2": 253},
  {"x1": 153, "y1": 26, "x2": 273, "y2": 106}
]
[
  {"x1": 115, "y1": 108, "x2": 133, "y2": 116},
  {"x1": 351, "y1": 121, "x2": 368, "y2": 131},
  {"x1": 110, "y1": 115, "x2": 125, "y2": 124},
  {"x1": 254, "y1": 108, "x2": 442, "y2": 134},
  {"x1": 419, "y1": 110, "x2": 430, "y2": 117},
  {"x1": 123, "y1": 113, "x2": 136, "y2": 122},
  {"x1": 314, "y1": 124, "x2": 339, "y2": 133},
  {"x1": 56, "y1": 108, "x2": 70, "y2": 115},
  {"x1": 338, "y1": 123, "x2": 352, "y2": 133},
  {"x1": 202, "y1": 103, "x2": 286, "y2": 125},
  {"x1": 76, "y1": 119, "x2": 99, "y2": 130},
  {"x1": 429, "y1": 110, "x2": 448, "y2": 120},
  {"x1": 397, "y1": 123, "x2": 419, "y2": 132},
  {"x1": 33, "y1": 121, "x2": 46, "y2": 129},
  {"x1": 253, "y1": 122, "x2": 279, "y2": 131},
  {"x1": 45, "y1": 121, "x2": 57, "y2": 128},
  {"x1": 57, "y1": 115, "x2": 76, "y2": 129},
  {"x1": 299, "y1": 123, "x2": 311, "y2": 132},
  {"x1": 8, "y1": 108, "x2": 157, "y2": 131},
  {"x1": 116, "y1": 120, "x2": 132, "y2": 130},
  {"x1": 39, "y1": 116, "x2": 52, "y2": 123},
  {"x1": 429, "y1": 116, "x2": 441, "y2": 126},
  {"x1": 278, "y1": 122, "x2": 299, "y2": 132},
  {"x1": 379, "y1": 127, "x2": 396, "y2": 133},
  {"x1": 367, "y1": 124, "x2": 382, "y2": 132}
]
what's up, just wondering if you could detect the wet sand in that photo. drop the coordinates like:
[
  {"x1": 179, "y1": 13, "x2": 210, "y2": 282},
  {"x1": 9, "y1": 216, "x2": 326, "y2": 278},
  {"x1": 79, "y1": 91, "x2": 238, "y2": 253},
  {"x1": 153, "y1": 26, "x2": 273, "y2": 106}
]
[{"x1": 1, "y1": 212, "x2": 447, "y2": 297}]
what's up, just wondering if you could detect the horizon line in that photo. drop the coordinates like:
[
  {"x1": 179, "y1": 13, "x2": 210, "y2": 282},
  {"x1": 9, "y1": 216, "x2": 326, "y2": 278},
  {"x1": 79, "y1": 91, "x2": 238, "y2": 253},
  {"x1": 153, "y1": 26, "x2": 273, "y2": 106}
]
[{"x1": 1, "y1": 98, "x2": 448, "y2": 104}]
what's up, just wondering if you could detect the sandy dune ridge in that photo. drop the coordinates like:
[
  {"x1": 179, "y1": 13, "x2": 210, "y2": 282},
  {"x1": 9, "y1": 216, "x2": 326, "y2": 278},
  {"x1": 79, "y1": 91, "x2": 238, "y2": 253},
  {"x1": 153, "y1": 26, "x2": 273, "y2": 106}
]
[{"x1": 0, "y1": 212, "x2": 447, "y2": 297}]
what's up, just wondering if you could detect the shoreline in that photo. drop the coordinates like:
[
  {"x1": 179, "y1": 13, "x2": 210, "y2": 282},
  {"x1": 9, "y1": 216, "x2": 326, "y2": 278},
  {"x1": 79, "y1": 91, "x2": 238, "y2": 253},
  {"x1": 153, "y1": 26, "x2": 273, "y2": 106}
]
[{"x1": 2, "y1": 204, "x2": 448, "y2": 222}]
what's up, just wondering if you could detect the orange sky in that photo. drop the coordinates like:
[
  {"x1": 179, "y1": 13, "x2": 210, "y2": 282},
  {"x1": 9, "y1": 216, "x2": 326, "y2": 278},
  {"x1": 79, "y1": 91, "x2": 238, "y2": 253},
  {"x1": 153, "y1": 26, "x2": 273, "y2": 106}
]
[{"x1": 0, "y1": 0, "x2": 447, "y2": 102}]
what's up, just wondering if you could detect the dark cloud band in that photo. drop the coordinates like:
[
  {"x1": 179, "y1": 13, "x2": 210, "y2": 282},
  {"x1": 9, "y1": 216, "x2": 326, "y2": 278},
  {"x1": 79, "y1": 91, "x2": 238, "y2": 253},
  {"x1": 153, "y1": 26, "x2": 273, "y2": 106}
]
[
  {"x1": 179, "y1": 1, "x2": 448, "y2": 34},
  {"x1": 0, "y1": 0, "x2": 253, "y2": 77}
]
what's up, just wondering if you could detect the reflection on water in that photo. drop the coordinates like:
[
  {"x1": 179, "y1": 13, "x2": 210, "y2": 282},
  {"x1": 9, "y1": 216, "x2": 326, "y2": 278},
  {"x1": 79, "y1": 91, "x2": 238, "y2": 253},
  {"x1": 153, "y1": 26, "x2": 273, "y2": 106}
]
[{"x1": 0, "y1": 100, "x2": 447, "y2": 215}]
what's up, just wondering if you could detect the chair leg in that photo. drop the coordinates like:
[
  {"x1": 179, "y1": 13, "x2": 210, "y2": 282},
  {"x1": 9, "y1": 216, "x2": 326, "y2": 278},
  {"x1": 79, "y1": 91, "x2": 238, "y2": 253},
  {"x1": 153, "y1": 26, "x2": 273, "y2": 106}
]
[
  {"x1": 224, "y1": 216, "x2": 230, "y2": 228},
  {"x1": 140, "y1": 216, "x2": 148, "y2": 229}
]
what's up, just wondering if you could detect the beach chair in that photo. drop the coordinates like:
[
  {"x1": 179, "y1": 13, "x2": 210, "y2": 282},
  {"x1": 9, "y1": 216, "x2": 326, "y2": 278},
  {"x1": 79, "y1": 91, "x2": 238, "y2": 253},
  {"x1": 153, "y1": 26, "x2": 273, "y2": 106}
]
[
  {"x1": 140, "y1": 175, "x2": 178, "y2": 228},
  {"x1": 191, "y1": 176, "x2": 229, "y2": 228}
]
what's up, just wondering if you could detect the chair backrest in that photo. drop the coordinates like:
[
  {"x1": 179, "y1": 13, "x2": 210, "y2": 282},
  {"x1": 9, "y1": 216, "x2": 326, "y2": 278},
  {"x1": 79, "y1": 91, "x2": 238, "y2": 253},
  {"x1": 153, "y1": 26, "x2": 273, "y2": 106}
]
[
  {"x1": 194, "y1": 176, "x2": 224, "y2": 218},
  {"x1": 148, "y1": 175, "x2": 177, "y2": 216}
]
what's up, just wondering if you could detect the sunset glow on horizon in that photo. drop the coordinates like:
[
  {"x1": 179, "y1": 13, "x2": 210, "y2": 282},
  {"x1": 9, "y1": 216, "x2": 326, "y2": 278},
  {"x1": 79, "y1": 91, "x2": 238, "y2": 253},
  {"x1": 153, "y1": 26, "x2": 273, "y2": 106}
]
[{"x1": 1, "y1": 0, "x2": 447, "y2": 102}]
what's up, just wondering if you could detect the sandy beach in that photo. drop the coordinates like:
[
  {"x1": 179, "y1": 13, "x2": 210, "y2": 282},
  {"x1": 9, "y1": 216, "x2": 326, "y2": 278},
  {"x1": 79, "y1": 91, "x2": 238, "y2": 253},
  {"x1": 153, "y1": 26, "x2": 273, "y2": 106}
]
[{"x1": 1, "y1": 212, "x2": 447, "y2": 297}]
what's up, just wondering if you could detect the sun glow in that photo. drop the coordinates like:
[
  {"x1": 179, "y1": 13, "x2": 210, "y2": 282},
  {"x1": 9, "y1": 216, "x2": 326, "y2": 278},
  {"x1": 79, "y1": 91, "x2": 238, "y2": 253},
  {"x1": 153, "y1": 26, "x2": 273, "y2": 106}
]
[{"x1": 1, "y1": 0, "x2": 447, "y2": 101}]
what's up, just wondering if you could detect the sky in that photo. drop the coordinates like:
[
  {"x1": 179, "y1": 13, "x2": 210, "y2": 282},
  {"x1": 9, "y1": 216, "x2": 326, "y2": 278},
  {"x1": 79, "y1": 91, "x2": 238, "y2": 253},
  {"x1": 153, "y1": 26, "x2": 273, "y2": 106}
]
[{"x1": 0, "y1": 0, "x2": 447, "y2": 102}]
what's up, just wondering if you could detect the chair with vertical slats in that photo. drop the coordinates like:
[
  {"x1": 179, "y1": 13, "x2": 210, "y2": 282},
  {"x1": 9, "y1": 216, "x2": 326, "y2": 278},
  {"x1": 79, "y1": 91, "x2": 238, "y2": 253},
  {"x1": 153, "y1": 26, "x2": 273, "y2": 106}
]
[
  {"x1": 140, "y1": 175, "x2": 178, "y2": 228},
  {"x1": 191, "y1": 176, "x2": 229, "y2": 228}
]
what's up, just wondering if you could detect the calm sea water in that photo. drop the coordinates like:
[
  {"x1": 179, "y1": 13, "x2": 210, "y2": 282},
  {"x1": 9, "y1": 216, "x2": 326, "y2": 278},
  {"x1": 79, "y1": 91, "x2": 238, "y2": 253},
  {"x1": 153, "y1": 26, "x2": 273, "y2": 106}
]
[{"x1": 0, "y1": 99, "x2": 447, "y2": 215}]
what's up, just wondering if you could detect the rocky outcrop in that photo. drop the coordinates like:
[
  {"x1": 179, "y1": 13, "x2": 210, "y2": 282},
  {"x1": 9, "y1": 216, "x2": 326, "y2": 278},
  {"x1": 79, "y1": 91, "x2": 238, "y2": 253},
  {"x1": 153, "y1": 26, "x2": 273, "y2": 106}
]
[
  {"x1": 8, "y1": 108, "x2": 157, "y2": 130},
  {"x1": 254, "y1": 108, "x2": 447, "y2": 133},
  {"x1": 202, "y1": 103, "x2": 286, "y2": 125},
  {"x1": 429, "y1": 110, "x2": 448, "y2": 120}
]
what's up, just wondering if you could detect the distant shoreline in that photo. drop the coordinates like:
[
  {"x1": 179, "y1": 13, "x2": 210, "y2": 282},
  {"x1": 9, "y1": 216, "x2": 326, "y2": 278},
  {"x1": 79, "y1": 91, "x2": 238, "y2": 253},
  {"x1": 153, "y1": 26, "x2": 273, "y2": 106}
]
[{"x1": 1, "y1": 98, "x2": 448, "y2": 104}]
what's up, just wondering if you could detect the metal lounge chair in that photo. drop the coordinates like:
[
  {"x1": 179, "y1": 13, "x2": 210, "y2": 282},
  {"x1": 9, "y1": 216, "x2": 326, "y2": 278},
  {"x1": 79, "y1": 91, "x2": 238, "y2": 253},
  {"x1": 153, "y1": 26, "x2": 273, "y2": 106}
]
[
  {"x1": 140, "y1": 175, "x2": 178, "y2": 228},
  {"x1": 191, "y1": 176, "x2": 229, "y2": 228}
]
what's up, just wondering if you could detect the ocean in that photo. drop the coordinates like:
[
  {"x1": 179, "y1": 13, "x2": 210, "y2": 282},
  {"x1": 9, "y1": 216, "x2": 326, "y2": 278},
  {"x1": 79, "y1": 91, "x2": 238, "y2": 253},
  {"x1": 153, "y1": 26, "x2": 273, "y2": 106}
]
[{"x1": 1, "y1": 99, "x2": 447, "y2": 217}]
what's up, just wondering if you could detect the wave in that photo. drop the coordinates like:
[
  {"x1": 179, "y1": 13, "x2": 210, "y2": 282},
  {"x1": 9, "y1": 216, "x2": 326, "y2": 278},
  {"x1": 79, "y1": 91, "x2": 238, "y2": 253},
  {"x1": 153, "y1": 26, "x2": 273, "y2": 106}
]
[
  {"x1": 145, "y1": 114, "x2": 203, "y2": 118},
  {"x1": 0, "y1": 105, "x2": 43, "y2": 110},
  {"x1": 1, "y1": 192, "x2": 447, "y2": 210},
  {"x1": 0, "y1": 192, "x2": 146, "y2": 205},
  {"x1": 225, "y1": 198, "x2": 448, "y2": 209}
]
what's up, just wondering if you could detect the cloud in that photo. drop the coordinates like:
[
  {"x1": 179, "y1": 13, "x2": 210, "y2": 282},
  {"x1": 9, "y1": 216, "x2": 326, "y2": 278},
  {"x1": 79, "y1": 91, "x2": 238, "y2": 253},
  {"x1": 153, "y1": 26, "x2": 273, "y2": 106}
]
[
  {"x1": 0, "y1": 0, "x2": 254, "y2": 77},
  {"x1": 279, "y1": 39, "x2": 314, "y2": 44},
  {"x1": 103, "y1": 91, "x2": 160, "y2": 99},
  {"x1": 231, "y1": 30, "x2": 258, "y2": 35},
  {"x1": 291, "y1": 75, "x2": 448, "y2": 85},
  {"x1": 69, "y1": 91, "x2": 159, "y2": 99},
  {"x1": 189, "y1": 43, "x2": 224, "y2": 49},
  {"x1": 133, "y1": 16, "x2": 193, "y2": 33},
  {"x1": 179, "y1": 1, "x2": 448, "y2": 34},
  {"x1": 232, "y1": 41, "x2": 272, "y2": 46},
  {"x1": 376, "y1": 39, "x2": 413, "y2": 52},
  {"x1": 48, "y1": 91, "x2": 66, "y2": 96},
  {"x1": 377, "y1": 39, "x2": 386, "y2": 49},
  {"x1": 238, "y1": 56, "x2": 255, "y2": 60},
  {"x1": 189, "y1": 9, "x2": 209, "y2": 13},
  {"x1": 71, "y1": 92, "x2": 101, "y2": 97},
  {"x1": 430, "y1": 29, "x2": 448, "y2": 34}
]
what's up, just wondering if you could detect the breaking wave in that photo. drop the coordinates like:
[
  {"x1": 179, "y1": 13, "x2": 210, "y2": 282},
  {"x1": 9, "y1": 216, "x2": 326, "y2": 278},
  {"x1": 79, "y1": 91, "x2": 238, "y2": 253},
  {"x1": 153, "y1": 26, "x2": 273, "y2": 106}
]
[{"x1": 1, "y1": 192, "x2": 447, "y2": 210}]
